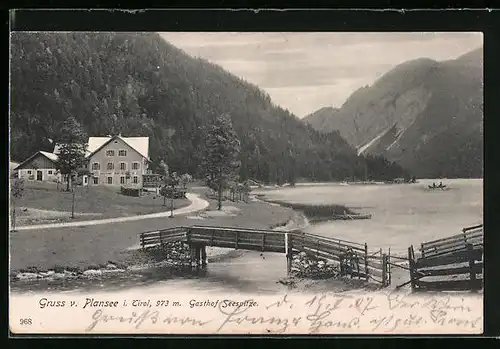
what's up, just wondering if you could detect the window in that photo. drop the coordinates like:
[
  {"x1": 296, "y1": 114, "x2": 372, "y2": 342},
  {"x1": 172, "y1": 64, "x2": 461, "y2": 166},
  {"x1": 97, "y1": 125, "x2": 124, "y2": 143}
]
[
  {"x1": 132, "y1": 162, "x2": 140, "y2": 170},
  {"x1": 48, "y1": 170, "x2": 53, "y2": 175},
  {"x1": 118, "y1": 150, "x2": 127, "y2": 156},
  {"x1": 27, "y1": 170, "x2": 32, "y2": 175},
  {"x1": 106, "y1": 150, "x2": 115, "y2": 156},
  {"x1": 92, "y1": 162, "x2": 100, "y2": 170},
  {"x1": 93, "y1": 177, "x2": 99, "y2": 184},
  {"x1": 119, "y1": 162, "x2": 126, "y2": 170},
  {"x1": 107, "y1": 177, "x2": 113, "y2": 184},
  {"x1": 133, "y1": 176, "x2": 138, "y2": 184},
  {"x1": 120, "y1": 176, "x2": 125, "y2": 184},
  {"x1": 107, "y1": 162, "x2": 114, "y2": 170}
]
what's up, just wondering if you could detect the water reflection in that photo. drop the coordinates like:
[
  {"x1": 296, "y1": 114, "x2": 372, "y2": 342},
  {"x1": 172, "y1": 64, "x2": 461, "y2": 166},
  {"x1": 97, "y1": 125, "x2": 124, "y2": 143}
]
[{"x1": 11, "y1": 251, "x2": 287, "y2": 295}]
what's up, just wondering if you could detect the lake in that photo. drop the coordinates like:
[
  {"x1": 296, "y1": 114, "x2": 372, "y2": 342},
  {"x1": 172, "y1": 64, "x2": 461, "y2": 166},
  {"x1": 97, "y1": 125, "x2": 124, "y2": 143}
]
[{"x1": 258, "y1": 179, "x2": 483, "y2": 256}]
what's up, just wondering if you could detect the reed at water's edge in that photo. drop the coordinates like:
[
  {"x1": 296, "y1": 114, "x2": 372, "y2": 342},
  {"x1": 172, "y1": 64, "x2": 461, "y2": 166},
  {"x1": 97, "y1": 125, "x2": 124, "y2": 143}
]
[{"x1": 255, "y1": 195, "x2": 369, "y2": 224}]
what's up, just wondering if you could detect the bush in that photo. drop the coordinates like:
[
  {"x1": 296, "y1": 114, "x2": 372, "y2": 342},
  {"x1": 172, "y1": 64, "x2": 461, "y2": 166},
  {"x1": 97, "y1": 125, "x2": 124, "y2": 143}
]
[
  {"x1": 159, "y1": 187, "x2": 187, "y2": 199},
  {"x1": 120, "y1": 186, "x2": 141, "y2": 197}
]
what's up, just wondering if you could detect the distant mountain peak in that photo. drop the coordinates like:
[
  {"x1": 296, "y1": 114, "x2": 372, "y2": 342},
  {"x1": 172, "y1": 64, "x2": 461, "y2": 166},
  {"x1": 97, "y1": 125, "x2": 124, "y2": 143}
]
[{"x1": 303, "y1": 48, "x2": 483, "y2": 178}]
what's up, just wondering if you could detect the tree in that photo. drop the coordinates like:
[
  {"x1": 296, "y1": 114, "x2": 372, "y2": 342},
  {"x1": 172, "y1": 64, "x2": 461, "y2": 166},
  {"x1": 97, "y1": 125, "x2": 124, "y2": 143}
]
[
  {"x1": 179, "y1": 173, "x2": 192, "y2": 189},
  {"x1": 159, "y1": 160, "x2": 169, "y2": 206},
  {"x1": 242, "y1": 181, "x2": 252, "y2": 202},
  {"x1": 169, "y1": 172, "x2": 180, "y2": 217},
  {"x1": 55, "y1": 117, "x2": 88, "y2": 192},
  {"x1": 201, "y1": 114, "x2": 241, "y2": 210},
  {"x1": 11, "y1": 178, "x2": 25, "y2": 231}
]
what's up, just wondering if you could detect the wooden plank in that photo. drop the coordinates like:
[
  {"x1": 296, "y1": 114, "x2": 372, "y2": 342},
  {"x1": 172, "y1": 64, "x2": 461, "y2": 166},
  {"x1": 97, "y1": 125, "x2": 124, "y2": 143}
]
[
  {"x1": 141, "y1": 233, "x2": 186, "y2": 242},
  {"x1": 300, "y1": 239, "x2": 347, "y2": 256},
  {"x1": 190, "y1": 226, "x2": 283, "y2": 235},
  {"x1": 423, "y1": 244, "x2": 468, "y2": 258},
  {"x1": 422, "y1": 230, "x2": 483, "y2": 250},
  {"x1": 423, "y1": 234, "x2": 483, "y2": 254},
  {"x1": 300, "y1": 235, "x2": 364, "y2": 255},
  {"x1": 296, "y1": 239, "x2": 349, "y2": 259},
  {"x1": 423, "y1": 239, "x2": 469, "y2": 253},
  {"x1": 424, "y1": 244, "x2": 483, "y2": 259},
  {"x1": 142, "y1": 232, "x2": 162, "y2": 238},
  {"x1": 189, "y1": 234, "x2": 285, "y2": 247},
  {"x1": 422, "y1": 234, "x2": 468, "y2": 249},
  {"x1": 416, "y1": 249, "x2": 482, "y2": 268},
  {"x1": 418, "y1": 263, "x2": 483, "y2": 277},
  {"x1": 298, "y1": 233, "x2": 366, "y2": 251},
  {"x1": 301, "y1": 246, "x2": 342, "y2": 262},
  {"x1": 463, "y1": 224, "x2": 483, "y2": 232},
  {"x1": 416, "y1": 279, "x2": 483, "y2": 291}
]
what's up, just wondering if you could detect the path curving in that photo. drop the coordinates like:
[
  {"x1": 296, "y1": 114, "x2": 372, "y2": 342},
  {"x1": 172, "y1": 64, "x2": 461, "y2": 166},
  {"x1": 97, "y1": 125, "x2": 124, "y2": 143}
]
[{"x1": 13, "y1": 193, "x2": 210, "y2": 231}]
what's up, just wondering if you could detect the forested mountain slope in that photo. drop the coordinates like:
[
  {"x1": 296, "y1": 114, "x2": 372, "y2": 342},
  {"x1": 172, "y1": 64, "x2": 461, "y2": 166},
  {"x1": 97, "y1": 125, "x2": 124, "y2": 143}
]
[
  {"x1": 304, "y1": 47, "x2": 483, "y2": 178},
  {"x1": 10, "y1": 32, "x2": 406, "y2": 183}
]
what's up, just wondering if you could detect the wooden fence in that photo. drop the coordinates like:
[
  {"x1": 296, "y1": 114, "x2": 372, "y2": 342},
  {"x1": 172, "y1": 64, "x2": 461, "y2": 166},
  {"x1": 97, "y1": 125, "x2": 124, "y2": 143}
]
[
  {"x1": 139, "y1": 225, "x2": 391, "y2": 287},
  {"x1": 408, "y1": 224, "x2": 483, "y2": 292},
  {"x1": 420, "y1": 224, "x2": 483, "y2": 259}
]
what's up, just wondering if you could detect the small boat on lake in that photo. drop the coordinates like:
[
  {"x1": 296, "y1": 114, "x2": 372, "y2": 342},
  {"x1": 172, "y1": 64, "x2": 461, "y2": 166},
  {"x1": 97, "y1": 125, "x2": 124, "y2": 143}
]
[{"x1": 428, "y1": 181, "x2": 447, "y2": 190}]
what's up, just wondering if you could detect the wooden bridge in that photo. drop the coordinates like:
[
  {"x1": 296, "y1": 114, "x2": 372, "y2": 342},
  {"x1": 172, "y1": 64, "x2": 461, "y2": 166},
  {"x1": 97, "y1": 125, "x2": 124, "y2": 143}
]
[{"x1": 139, "y1": 225, "x2": 391, "y2": 286}]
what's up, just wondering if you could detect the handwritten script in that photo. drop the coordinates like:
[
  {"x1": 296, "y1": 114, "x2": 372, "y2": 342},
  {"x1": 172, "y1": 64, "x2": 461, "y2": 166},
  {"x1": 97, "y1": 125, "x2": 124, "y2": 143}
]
[
  {"x1": 9, "y1": 291, "x2": 483, "y2": 334},
  {"x1": 82, "y1": 291, "x2": 482, "y2": 334}
]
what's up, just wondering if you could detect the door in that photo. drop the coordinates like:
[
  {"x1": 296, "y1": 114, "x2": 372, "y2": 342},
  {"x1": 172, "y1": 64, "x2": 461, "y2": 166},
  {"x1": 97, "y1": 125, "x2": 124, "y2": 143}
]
[{"x1": 36, "y1": 170, "x2": 43, "y2": 181}]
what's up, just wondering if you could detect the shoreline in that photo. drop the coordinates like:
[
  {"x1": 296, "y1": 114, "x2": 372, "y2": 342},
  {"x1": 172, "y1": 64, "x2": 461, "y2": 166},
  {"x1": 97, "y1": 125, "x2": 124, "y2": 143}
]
[
  {"x1": 254, "y1": 194, "x2": 371, "y2": 224},
  {"x1": 10, "y1": 190, "x2": 296, "y2": 282}
]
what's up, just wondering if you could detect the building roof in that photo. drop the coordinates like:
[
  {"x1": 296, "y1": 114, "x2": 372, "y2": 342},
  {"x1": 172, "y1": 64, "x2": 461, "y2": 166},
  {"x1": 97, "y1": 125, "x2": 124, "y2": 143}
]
[
  {"x1": 87, "y1": 136, "x2": 150, "y2": 160},
  {"x1": 39, "y1": 151, "x2": 59, "y2": 162},
  {"x1": 14, "y1": 151, "x2": 59, "y2": 171},
  {"x1": 54, "y1": 136, "x2": 150, "y2": 160}
]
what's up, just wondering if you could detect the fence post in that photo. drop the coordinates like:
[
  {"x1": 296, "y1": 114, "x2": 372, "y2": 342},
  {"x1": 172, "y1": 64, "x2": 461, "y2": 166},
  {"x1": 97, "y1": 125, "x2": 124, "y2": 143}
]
[
  {"x1": 140, "y1": 233, "x2": 145, "y2": 249},
  {"x1": 201, "y1": 245, "x2": 207, "y2": 267},
  {"x1": 420, "y1": 243, "x2": 425, "y2": 259},
  {"x1": 408, "y1": 246, "x2": 416, "y2": 292},
  {"x1": 467, "y1": 243, "x2": 477, "y2": 291},
  {"x1": 286, "y1": 233, "x2": 292, "y2": 275},
  {"x1": 235, "y1": 231, "x2": 239, "y2": 250},
  {"x1": 388, "y1": 247, "x2": 392, "y2": 286},
  {"x1": 382, "y1": 254, "x2": 387, "y2": 287},
  {"x1": 195, "y1": 244, "x2": 201, "y2": 268},
  {"x1": 364, "y1": 243, "x2": 369, "y2": 281}
]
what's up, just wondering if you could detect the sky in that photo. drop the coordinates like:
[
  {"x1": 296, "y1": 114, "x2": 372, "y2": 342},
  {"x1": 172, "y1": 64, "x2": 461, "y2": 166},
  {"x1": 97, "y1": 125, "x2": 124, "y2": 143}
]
[{"x1": 159, "y1": 32, "x2": 483, "y2": 118}]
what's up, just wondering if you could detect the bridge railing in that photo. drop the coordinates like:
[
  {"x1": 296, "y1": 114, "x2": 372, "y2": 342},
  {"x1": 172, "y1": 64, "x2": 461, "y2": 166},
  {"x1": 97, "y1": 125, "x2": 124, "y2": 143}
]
[
  {"x1": 140, "y1": 227, "x2": 189, "y2": 249},
  {"x1": 188, "y1": 225, "x2": 287, "y2": 253},
  {"x1": 288, "y1": 232, "x2": 389, "y2": 284}
]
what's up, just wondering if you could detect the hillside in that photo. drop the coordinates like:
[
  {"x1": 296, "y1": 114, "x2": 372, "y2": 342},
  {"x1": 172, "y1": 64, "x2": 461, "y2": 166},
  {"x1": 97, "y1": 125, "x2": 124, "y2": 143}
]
[
  {"x1": 304, "y1": 47, "x2": 483, "y2": 178},
  {"x1": 10, "y1": 32, "x2": 407, "y2": 183}
]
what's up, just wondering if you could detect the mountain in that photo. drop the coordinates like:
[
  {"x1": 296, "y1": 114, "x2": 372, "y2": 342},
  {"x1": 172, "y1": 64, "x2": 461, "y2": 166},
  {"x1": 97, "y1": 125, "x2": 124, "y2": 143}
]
[
  {"x1": 10, "y1": 32, "x2": 407, "y2": 183},
  {"x1": 304, "y1": 47, "x2": 483, "y2": 178}
]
